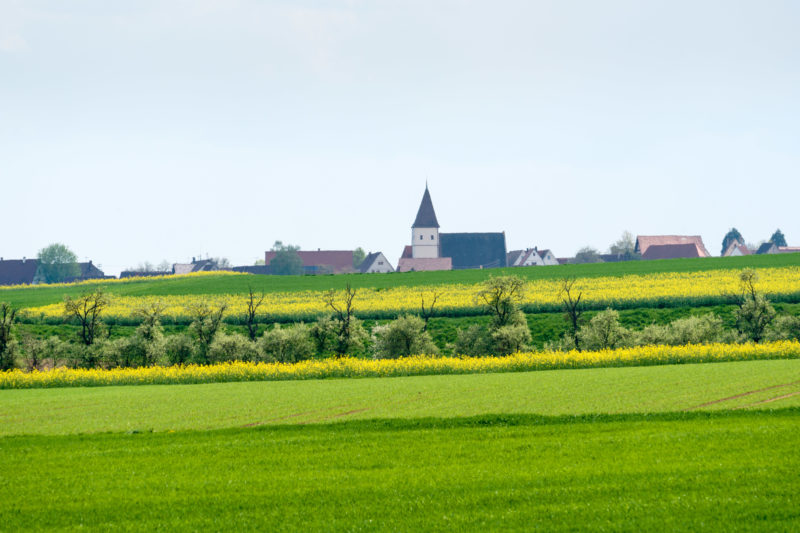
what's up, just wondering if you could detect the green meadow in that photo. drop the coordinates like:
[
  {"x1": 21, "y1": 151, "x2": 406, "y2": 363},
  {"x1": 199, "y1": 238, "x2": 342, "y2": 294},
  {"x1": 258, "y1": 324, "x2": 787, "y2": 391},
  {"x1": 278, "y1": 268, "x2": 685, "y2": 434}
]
[{"x1": 2, "y1": 360, "x2": 800, "y2": 531}]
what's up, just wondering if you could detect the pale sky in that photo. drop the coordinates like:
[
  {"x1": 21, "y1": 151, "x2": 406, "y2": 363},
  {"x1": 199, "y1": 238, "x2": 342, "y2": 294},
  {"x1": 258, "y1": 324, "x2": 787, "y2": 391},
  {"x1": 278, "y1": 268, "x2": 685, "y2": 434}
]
[{"x1": 2, "y1": 1, "x2": 799, "y2": 275}]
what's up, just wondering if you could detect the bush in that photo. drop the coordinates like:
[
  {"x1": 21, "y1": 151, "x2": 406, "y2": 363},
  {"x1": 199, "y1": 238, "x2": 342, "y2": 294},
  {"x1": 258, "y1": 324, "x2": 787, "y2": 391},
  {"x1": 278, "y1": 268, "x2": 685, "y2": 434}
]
[
  {"x1": 635, "y1": 314, "x2": 734, "y2": 346},
  {"x1": 165, "y1": 334, "x2": 195, "y2": 366},
  {"x1": 208, "y1": 332, "x2": 260, "y2": 363},
  {"x1": 490, "y1": 323, "x2": 532, "y2": 355},
  {"x1": 766, "y1": 315, "x2": 800, "y2": 341},
  {"x1": 372, "y1": 315, "x2": 438, "y2": 359},
  {"x1": 258, "y1": 324, "x2": 314, "y2": 363},
  {"x1": 453, "y1": 324, "x2": 491, "y2": 357},
  {"x1": 578, "y1": 309, "x2": 631, "y2": 350}
]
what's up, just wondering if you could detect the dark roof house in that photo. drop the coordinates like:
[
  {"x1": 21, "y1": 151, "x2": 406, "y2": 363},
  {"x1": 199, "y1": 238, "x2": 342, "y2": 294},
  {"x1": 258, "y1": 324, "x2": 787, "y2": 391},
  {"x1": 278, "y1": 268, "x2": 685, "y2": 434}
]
[
  {"x1": 0, "y1": 258, "x2": 38, "y2": 286},
  {"x1": 265, "y1": 250, "x2": 356, "y2": 274},
  {"x1": 440, "y1": 233, "x2": 507, "y2": 269},
  {"x1": 641, "y1": 243, "x2": 701, "y2": 260}
]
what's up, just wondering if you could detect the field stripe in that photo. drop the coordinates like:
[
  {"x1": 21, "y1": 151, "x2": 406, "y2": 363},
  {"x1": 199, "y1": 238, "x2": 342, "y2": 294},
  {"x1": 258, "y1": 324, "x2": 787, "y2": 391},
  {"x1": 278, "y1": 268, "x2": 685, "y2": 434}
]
[{"x1": 684, "y1": 380, "x2": 800, "y2": 410}]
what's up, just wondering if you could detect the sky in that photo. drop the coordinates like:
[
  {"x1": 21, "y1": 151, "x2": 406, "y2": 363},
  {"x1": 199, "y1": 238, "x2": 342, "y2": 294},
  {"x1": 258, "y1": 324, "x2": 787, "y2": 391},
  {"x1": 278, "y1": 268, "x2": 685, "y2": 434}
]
[{"x1": 1, "y1": 0, "x2": 799, "y2": 275}]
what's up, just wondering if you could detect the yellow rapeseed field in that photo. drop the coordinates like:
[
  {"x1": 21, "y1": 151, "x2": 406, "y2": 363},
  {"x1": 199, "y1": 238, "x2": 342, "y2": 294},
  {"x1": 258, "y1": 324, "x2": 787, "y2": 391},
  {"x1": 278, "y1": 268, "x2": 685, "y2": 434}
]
[
  {"x1": 16, "y1": 266, "x2": 800, "y2": 321},
  {"x1": 3, "y1": 341, "x2": 799, "y2": 389}
]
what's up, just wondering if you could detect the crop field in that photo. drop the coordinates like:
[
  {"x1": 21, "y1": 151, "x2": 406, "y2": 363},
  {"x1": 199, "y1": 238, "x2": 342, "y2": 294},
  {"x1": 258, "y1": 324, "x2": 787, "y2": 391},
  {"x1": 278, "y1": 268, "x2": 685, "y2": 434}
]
[{"x1": 2, "y1": 360, "x2": 800, "y2": 530}]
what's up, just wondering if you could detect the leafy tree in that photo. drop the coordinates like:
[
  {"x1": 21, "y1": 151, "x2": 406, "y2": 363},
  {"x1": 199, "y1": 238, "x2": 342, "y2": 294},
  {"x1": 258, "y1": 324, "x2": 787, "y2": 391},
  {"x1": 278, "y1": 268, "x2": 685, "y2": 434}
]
[
  {"x1": 609, "y1": 231, "x2": 640, "y2": 260},
  {"x1": 734, "y1": 269, "x2": 776, "y2": 343},
  {"x1": 353, "y1": 247, "x2": 366, "y2": 269},
  {"x1": 165, "y1": 334, "x2": 195, "y2": 366},
  {"x1": 769, "y1": 229, "x2": 787, "y2": 247},
  {"x1": 0, "y1": 302, "x2": 19, "y2": 370},
  {"x1": 577, "y1": 309, "x2": 630, "y2": 350},
  {"x1": 259, "y1": 324, "x2": 315, "y2": 363},
  {"x1": 473, "y1": 275, "x2": 532, "y2": 355},
  {"x1": 372, "y1": 315, "x2": 438, "y2": 359},
  {"x1": 64, "y1": 289, "x2": 109, "y2": 346},
  {"x1": 37, "y1": 243, "x2": 80, "y2": 284},
  {"x1": 766, "y1": 315, "x2": 800, "y2": 341},
  {"x1": 573, "y1": 247, "x2": 601, "y2": 264},
  {"x1": 269, "y1": 241, "x2": 303, "y2": 276},
  {"x1": 208, "y1": 332, "x2": 259, "y2": 363},
  {"x1": 721, "y1": 228, "x2": 744, "y2": 255}
]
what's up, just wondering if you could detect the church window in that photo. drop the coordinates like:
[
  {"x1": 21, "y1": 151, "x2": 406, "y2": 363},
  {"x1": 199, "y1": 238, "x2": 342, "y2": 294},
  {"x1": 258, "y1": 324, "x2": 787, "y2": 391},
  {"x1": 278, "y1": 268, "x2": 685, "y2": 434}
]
[
  {"x1": 430, "y1": 235, "x2": 434, "y2": 240},
  {"x1": 420, "y1": 235, "x2": 423, "y2": 240}
]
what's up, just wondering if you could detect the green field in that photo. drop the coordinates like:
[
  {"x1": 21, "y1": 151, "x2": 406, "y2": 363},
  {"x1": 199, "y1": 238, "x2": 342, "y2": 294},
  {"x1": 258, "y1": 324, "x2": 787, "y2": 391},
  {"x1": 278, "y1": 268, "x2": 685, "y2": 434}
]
[
  {"x1": 2, "y1": 360, "x2": 800, "y2": 530},
  {"x1": 2, "y1": 253, "x2": 799, "y2": 309}
]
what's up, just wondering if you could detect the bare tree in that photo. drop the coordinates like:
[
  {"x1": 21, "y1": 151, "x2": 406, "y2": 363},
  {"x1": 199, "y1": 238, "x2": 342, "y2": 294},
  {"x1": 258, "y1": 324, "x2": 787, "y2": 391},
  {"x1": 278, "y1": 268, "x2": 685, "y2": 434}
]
[
  {"x1": 245, "y1": 286, "x2": 266, "y2": 341},
  {"x1": 559, "y1": 277, "x2": 584, "y2": 351},
  {"x1": 64, "y1": 289, "x2": 110, "y2": 346},
  {"x1": 187, "y1": 302, "x2": 228, "y2": 363},
  {"x1": 323, "y1": 283, "x2": 363, "y2": 356},
  {"x1": 419, "y1": 290, "x2": 441, "y2": 332}
]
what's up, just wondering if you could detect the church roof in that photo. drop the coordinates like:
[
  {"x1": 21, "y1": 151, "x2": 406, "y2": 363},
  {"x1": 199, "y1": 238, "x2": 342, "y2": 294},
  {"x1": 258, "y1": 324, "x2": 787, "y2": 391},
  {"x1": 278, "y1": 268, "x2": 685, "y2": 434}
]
[
  {"x1": 412, "y1": 186, "x2": 440, "y2": 228},
  {"x1": 440, "y1": 232, "x2": 507, "y2": 269}
]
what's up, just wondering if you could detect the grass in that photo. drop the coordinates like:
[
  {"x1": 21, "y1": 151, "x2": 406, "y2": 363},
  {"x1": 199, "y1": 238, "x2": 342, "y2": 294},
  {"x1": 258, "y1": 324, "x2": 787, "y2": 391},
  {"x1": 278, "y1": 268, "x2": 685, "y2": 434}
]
[
  {"x1": 3, "y1": 358, "x2": 800, "y2": 436},
  {"x1": 1, "y1": 410, "x2": 799, "y2": 531},
  {"x1": 2, "y1": 253, "x2": 800, "y2": 309}
]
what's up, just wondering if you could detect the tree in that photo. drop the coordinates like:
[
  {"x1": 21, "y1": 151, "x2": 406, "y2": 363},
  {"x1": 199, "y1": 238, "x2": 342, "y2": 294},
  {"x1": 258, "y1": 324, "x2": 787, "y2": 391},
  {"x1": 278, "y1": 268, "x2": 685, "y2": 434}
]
[
  {"x1": 37, "y1": 243, "x2": 80, "y2": 284},
  {"x1": 609, "y1": 231, "x2": 640, "y2": 260},
  {"x1": 577, "y1": 309, "x2": 630, "y2": 350},
  {"x1": 258, "y1": 324, "x2": 315, "y2": 363},
  {"x1": 721, "y1": 228, "x2": 744, "y2": 255},
  {"x1": 770, "y1": 229, "x2": 787, "y2": 247},
  {"x1": 353, "y1": 247, "x2": 366, "y2": 269},
  {"x1": 64, "y1": 289, "x2": 109, "y2": 346},
  {"x1": 476, "y1": 275, "x2": 527, "y2": 329},
  {"x1": 0, "y1": 302, "x2": 18, "y2": 370},
  {"x1": 372, "y1": 315, "x2": 438, "y2": 359},
  {"x1": 270, "y1": 241, "x2": 303, "y2": 276},
  {"x1": 187, "y1": 301, "x2": 228, "y2": 364},
  {"x1": 559, "y1": 278, "x2": 585, "y2": 351},
  {"x1": 734, "y1": 269, "x2": 776, "y2": 343},
  {"x1": 573, "y1": 247, "x2": 601, "y2": 264},
  {"x1": 323, "y1": 283, "x2": 367, "y2": 356},
  {"x1": 244, "y1": 287, "x2": 266, "y2": 341},
  {"x1": 419, "y1": 290, "x2": 442, "y2": 331}
]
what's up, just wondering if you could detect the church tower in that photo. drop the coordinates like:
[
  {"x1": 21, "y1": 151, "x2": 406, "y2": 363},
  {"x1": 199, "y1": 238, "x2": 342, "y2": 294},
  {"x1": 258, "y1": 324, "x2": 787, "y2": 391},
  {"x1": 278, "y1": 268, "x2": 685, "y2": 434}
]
[{"x1": 412, "y1": 185, "x2": 440, "y2": 259}]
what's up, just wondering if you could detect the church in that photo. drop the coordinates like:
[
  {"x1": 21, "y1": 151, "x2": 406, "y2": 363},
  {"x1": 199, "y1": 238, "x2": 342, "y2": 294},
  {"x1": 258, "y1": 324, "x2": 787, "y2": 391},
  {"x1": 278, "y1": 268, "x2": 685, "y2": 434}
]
[{"x1": 397, "y1": 186, "x2": 508, "y2": 272}]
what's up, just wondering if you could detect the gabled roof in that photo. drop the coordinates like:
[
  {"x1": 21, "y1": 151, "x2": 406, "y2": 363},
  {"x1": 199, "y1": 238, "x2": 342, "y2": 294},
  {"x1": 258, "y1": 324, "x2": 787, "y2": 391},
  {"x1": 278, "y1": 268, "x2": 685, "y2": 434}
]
[
  {"x1": 722, "y1": 241, "x2": 751, "y2": 257},
  {"x1": 401, "y1": 245, "x2": 413, "y2": 259},
  {"x1": 412, "y1": 186, "x2": 440, "y2": 228},
  {"x1": 359, "y1": 252, "x2": 381, "y2": 273},
  {"x1": 756, "y1": 242, "x2": 778, "y2": 255},
  {"x1": 265, "y1": 250, "x2": 355, "y2": 274},
  {"x1": 642, "y1": 243, "x2": 701, "y2": 260},
  {"x1": 0, "y1": 258, "x2": 38, "y2": 286},
  {"x1": 635, "y1": 235, "x2": 710, "y2": 257},
  {"x1": 440, "y1": 232, "x2": 507, "y2": 269}
]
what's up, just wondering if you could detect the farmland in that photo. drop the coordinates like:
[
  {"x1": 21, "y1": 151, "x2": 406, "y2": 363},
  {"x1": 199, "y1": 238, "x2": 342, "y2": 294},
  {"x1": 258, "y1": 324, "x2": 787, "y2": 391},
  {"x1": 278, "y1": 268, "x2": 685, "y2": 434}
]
[{"x1": 2, "y1": 360, "x2": 800, "y2": 530}]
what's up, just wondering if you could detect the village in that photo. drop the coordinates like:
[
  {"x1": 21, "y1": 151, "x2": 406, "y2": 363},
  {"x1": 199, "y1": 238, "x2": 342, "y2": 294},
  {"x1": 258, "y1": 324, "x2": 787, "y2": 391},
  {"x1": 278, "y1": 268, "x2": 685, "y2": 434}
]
[{"x1": 0, "y1": 185, "x2": 796, "y2": 286}]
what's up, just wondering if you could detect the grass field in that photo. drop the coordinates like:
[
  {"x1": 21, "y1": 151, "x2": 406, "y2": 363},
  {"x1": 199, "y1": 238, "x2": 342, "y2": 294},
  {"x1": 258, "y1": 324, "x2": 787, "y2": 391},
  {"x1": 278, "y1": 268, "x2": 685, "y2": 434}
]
[
  {"x1": 3, "y1": 360, "x2": 800, "y2": 530},
  {"x1": 3, "y1": 253, "x2": 800, "y2": 309}
]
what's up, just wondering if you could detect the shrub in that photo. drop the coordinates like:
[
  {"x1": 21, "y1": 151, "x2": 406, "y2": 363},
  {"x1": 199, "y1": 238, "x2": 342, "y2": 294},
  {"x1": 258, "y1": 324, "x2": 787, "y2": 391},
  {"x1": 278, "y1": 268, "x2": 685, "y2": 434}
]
[
  {"x1": 258, "y1": 324, "x2": 314, "y2": 363},
  {"x1": 208, "y1": 332, "x2": 260, "y2": 363},
  {"x1": 453, "y1": 324, "x2": 491, "y2": 357},
  {"x1": 766, "y1": 315, "x2": 800, "y2": 341},
  {"x1": 372, "y1": 315, "x2": 438, "y2": 359},
  {"x1": 734, "y1": 269, "x2": 777, "y2": 343},
  {"x1": 165, "y1": 334, "x2": 195, "y2": 366},
  {"x1": 578, "y1": 309, "x2": 631, "y2": 350},
  {"x1": 635, "y1": 314, "x2": 734, "y2": 346},
  {"x1": 490, "y1": 323, "x2": 532, "y2": 355},
  {"x1": 0, "y1": 303, "x2": 18, "y2": 371}
]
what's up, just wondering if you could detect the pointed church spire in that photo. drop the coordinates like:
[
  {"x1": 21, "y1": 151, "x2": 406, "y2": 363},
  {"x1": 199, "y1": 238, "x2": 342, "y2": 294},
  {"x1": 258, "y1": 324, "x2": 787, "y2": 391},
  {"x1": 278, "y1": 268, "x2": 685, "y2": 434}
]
[{"x1": 412, "y1": 185, "x2": 440, "y2": 228}]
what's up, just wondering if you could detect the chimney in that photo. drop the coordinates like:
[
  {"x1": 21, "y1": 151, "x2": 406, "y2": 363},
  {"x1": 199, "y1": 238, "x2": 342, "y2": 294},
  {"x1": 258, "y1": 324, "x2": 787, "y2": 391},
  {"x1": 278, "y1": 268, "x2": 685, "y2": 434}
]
[
  {"x1": 192, "y1": 257, "x2": 196, "y2": 263},
  {"x1": 22, "y1": 257, "x2": 26, "y2": 263}
]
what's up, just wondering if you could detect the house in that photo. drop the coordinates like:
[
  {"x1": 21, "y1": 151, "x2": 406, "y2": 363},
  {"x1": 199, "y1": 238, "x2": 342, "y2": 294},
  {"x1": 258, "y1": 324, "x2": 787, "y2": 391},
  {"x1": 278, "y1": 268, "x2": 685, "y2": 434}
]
[
  {"x1": 642, "y1": 243, "x2": 702, "y2": 260},
  {"x1": 397, "y1": 186, "x2": 507, "y2": 272},
  {"x1": 0, "y1": 258, "x2": 38, "y2": 286},
  {"x1": 507, "y1": 248, "x2": 559, "y2": 267},
  {"x1": 722, "y1": 241, "x2": 751, "y2": 257},
  {"x1": 264, "y1": 250, "x2": 356, "y2": 274},
  {"x1": 359, "y1": 252, "x2": 394, "y2": 274},
  {"x1": 63, "y1": 261, "x2": 109, "y2": 282},
  {"x1": 232, "y1": 265, "x2": 272, "y2": 275},
  {"x1": 636, "y1": 235, "x2": 710, "y2": 258},
  {"x1": 756, "y1": 243, "x2": 800, "y2": 255},
  {"x1": 172, "y1": 258, "x2": 218, "y2": 275}
]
